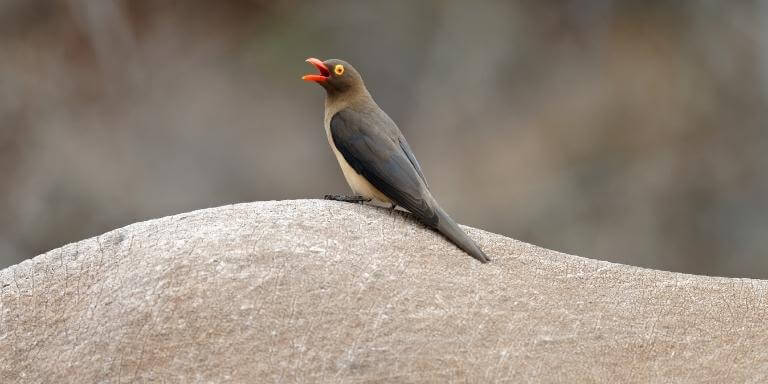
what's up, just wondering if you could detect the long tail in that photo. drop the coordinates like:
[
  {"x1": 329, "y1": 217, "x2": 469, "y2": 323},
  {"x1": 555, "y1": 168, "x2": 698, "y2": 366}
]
[{"x1": 432, "y1": 206, "x2": 490, "y2": 263}]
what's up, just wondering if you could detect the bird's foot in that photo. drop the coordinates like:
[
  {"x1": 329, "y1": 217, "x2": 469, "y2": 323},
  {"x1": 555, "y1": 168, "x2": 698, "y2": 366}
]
[{"x1": 324, "y1": 194, "x2": 372, "y2": 204}]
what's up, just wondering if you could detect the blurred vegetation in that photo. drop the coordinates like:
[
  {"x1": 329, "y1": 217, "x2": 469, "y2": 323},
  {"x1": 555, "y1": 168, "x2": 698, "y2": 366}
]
[{"x1": 1, "y1": 1, "x2": 767, "y2": 277}]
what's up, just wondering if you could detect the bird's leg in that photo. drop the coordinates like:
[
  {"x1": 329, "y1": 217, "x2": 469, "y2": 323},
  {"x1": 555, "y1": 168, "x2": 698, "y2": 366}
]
[
  {"x1": 324, "y1": 194, "x2": 372, "y2": 204},
  {"x1": 388, "y1": 203, "x2": 397, "y2": 211}
]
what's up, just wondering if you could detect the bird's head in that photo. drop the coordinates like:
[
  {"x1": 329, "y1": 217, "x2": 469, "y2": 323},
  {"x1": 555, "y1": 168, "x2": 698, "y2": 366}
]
[{"x1": 302, "y1": 58, "x2": 365, "y2": 96}]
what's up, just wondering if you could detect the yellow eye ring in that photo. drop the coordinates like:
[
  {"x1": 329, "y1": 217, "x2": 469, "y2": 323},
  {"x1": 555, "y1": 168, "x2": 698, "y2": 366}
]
[{"x1": 334, "y1": 64, "x2": 345, "y2": 75}]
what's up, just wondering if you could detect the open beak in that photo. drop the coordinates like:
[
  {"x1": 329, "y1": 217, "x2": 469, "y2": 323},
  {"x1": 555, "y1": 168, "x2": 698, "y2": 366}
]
[{"x1": 302, "y1": 57, "x2": 330, "y2": 83}]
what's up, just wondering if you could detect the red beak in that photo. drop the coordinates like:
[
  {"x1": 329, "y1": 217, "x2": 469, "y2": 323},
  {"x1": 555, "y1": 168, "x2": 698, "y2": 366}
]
[{"x1": 302, "y1": 57, "x2": 330, "y2": 82}]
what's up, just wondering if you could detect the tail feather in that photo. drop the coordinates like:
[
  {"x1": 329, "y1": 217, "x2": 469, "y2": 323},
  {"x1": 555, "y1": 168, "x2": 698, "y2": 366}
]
[{"x1": 432, "y1": 206, "x2": 490, "y2": 263}]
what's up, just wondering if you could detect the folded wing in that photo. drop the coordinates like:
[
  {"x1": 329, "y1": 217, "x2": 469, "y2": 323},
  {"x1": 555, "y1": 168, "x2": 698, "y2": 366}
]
[{"x1": 330, "y1": 109, "x2": 437, "y2": 226}]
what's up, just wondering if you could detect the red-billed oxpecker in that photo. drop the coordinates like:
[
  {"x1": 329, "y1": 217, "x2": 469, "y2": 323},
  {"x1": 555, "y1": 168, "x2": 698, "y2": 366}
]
[{"x1": 302, "y1": 58, "x2": 489, "y2": 263}]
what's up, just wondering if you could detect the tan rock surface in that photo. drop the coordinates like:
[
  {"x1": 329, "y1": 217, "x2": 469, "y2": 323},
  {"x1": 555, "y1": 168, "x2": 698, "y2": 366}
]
[{"x1": 1, "y1": 200, "x2": 767, "y2": 383}]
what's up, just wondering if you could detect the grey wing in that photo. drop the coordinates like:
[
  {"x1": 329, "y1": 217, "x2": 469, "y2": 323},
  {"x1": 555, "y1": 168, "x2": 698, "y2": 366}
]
[
  {"x1": 330, "y1": 110, "x2": 437, "y2": 225},
  {"x1": 398, "y1": 136, "x2": 428, "y2": 188}
]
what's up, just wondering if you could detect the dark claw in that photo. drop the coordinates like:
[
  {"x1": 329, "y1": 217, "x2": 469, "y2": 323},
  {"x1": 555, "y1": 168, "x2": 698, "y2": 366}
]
[{"x1": 324, "y1": 194, "x2": 371, "y2": 203}]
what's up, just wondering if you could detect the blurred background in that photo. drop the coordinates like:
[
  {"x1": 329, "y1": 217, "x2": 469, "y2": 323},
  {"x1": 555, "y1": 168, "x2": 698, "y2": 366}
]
[{"x1": 1, "y1": 0, "x2": 767, "y2": 277}]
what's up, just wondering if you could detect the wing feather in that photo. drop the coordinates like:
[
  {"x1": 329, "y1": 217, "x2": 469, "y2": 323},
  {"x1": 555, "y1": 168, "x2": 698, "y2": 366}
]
[
  {"x1": 330, "y1": 110, "x2": 436, "y2": 225},
  {"x1": 398, "y1": 137, "x2": 428, "y2": 188}
]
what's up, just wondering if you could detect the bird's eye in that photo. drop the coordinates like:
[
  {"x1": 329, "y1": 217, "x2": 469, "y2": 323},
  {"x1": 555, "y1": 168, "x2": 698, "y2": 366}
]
[{"x1": 334, "y1": 64, "x2": 345, "y2": 75}]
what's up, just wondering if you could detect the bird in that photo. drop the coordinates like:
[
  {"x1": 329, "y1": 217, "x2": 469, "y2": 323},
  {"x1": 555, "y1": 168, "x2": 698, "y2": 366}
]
[{"x1": 302, "y1": 57, "x2": 490, "y2": 263}]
